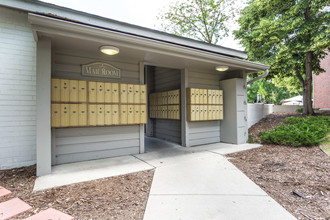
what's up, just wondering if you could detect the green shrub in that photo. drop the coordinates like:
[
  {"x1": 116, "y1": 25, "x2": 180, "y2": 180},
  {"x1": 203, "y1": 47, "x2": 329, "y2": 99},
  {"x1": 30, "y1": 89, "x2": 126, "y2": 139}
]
[
  {"x1": 296, "y1": 108, "x2": 303, "y2": 113},
  {"x1": 260, "y1": 116, "x2": 330, "y2": 147}
]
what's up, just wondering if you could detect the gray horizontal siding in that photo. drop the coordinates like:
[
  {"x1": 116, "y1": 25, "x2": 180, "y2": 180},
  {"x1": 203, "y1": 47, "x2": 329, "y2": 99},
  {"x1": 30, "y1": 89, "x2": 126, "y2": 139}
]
[
  {"x1": 54, "y1": 126, "x2": 140, "y2": 165},
  {"x1": 188, "y1": 70, "x2": 222, "y2": 146}
]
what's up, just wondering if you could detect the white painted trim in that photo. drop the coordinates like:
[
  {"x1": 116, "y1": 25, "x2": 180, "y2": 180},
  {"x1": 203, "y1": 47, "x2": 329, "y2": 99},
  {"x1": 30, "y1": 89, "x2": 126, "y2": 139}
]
[
  {"x1": 27, "y1": 14, "x2": 269, "y2": 72},
  {"x1": 181, "y1": 68, "x2": 189, "y2": 147},
  {"x1": 139, "y1": 62, "x2": 145, "y2": 153}
]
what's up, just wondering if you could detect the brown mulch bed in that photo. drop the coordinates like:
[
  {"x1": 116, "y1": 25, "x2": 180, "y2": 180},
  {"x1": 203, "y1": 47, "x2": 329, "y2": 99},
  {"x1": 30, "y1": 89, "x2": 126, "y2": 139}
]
[
  {"x1": 228, "y1": 112, "x2": 330, "y2": 220},
  {"x1": 0, "y1": 166, "x2": 154, "y2": 220}
]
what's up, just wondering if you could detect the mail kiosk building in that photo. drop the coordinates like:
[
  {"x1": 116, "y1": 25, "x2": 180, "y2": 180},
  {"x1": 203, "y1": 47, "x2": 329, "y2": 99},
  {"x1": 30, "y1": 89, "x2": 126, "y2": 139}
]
[{"x1": 0, "y1": 0, "x2": 269, "y2": 176}]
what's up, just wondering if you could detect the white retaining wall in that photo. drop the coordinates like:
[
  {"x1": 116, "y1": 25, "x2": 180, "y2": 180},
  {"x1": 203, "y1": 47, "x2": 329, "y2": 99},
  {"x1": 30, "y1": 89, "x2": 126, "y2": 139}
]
[
  {"x1": 0, "y1": 7, "x2": 37, "y2": 169},
  {"x1": 247, "y1": 104, "x2": 300, "y2": 128}
]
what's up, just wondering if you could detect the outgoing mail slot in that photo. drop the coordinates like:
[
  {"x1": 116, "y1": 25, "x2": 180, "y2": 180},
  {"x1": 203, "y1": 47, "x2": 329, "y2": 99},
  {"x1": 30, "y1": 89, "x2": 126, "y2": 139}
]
[
  {"x1": 96, "y1": 82, "x2": 105, "y2": 103},
  {"x1": 96, "y1": 105, "x2": 104, "y2": 126},
  {"x1": 133, "y1": 85, "x2": 140, "y2": 104},
  {"x1": 127, "y1": 84, "x2": 134, "y2": 103},
  {"x1": 140, "y1": 105, "x2": 147, "y2": 124},
  {"x1": 78, "y1": 81, "x2": 87, "y2": 102},
  {"x1": 51, "y1": 104, "x2": 61, "y2": 127},
  {"x1": 60, "y1": 104, "x2": 70, "y2": 127},
  {"x1": 69, "y1": 104, "x2": 79, "y2": 126},
  {"x1": 78, "y1": 104, "x2": 87, "y2": 126},
  {"x1": 120, "y1": 105, "x2": 128, "y2": 124},
  {"x1": 60, "y1": 79, "x2": 70, "y2": 102},
  {"x1": 127, "y1": 105, "x2": 134, "y2": 124},
  {"x1": 88, "y1": 105, "x2": 97, "y2": 126},
  {"x1": 120, "y1": 84, "x2": 128, "y2": 103},
  {"x1": 104, "y1": 105, "x2": 112, "y2": 125},
  {"x1": 88, "y1": 81, "x2": 97, "y2": 103},
  {"x1": 134, "y1": 105, "x2": 140, "y2": 124},
  {"x1": 51, "y1": 79, "x2": 61, "y2": 102},
  {"x1": 104, "y1": 82, "x2": 112, "y2": 103},
  {"x1": 69, "y1": 80, "x2": 78, "y2": 102},
  {"x1": 112, "y1": 105, "x2": 119, "y2": 125},
  {"x1": 140, "y1": 85, "x2": 147, "y2": 104},
  {"x1": 111, "y1": 83, "x2": 119, "y2": 103}
]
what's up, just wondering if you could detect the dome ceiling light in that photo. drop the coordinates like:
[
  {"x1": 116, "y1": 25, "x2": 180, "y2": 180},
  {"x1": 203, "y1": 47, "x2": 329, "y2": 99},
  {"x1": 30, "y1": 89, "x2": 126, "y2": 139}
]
[
  {"x1": 215, "y1": 66, "x2": 229, "y2": 71},
  {"x1": 99, "y1": 46, "x2": 120, "y2": 55}
]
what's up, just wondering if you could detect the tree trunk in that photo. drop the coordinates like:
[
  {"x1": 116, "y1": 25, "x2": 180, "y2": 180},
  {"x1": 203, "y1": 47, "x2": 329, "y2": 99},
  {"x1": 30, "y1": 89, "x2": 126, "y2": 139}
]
[{"x1": 303, "y1": 51, "x2": 314, "y2": 115}]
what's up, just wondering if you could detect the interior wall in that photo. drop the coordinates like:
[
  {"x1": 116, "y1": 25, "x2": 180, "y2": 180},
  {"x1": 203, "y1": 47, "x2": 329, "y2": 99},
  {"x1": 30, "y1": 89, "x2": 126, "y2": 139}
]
[
  {"x1": 147, "y1": 66, "x2": 181, "y2": 144},
  {"x1": 51, "y1": 49, "x2": 141, "y2": 165}
]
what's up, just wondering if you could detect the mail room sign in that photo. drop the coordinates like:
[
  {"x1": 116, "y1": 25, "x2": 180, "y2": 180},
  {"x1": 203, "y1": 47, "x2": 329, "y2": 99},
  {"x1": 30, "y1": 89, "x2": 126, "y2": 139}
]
[{"x1": 82, "y1": 62, "x2": 121, "y2": 78}]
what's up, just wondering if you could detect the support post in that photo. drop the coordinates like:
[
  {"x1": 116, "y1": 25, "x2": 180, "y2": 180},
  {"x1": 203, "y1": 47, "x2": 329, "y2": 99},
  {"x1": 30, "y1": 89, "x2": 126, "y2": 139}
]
[
  {"x1": 181, "y1": 68, "x2": 189, "y2": 147},
  {"x1": 36, "y1": 37, "x2": 52, "y2": 176},
  {"x1": 139, "y1": 62, "x2": 145, "y2": 153}
]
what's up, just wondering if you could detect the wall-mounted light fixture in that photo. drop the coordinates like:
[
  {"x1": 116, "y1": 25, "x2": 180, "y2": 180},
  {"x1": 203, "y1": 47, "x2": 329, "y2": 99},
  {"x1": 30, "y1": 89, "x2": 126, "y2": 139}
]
[
  {"x1": 215, "y1": 66, "x2": 229, "y2": 71},
  {"x1": 99, "y1": 46, "x2": 120, "y2": 55}
]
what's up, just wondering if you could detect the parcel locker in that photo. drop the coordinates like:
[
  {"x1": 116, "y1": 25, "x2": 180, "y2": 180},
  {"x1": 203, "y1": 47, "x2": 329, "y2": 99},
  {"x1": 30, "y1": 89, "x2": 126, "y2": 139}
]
[
  {"x1": 219, "y1": 90, "x2": 223, "y2": 105},
  {"x1": 133, "y1": 84, "x2": 140, "y2": 104},
  {"x1": 69, "y1": 80, "x2": 79, "y2": 102},
  {"x1": 60, "y1": 104, "x2": 70, "y2": 127},
  {"x1": 187, "y1": 88, "x2": 195, "y2": 104},
  {"x1": 104, "y1": 82, "x2": 111, "y2": 103},
  {"x1": 134, "y1": 105, "x2": 140, "y2": 124},
  {"x1": 51, "y1": 79, "x2": 61, "y2": 102},
  {"x1": 111, "y1": 83, "x2": 119, "y2": 103},
  {"x1": 88, "y1": 105, "x2": 97, "y2": 126},
  {"x1": 127, "y1": 105, "x2": 134, "y2": 124},
  {"x1": 88, "y1": 81, "x2": 97, "y2": 103},
  {"x1": 60, "y1": 79, "x2": 70, "y2": 102},
  {"x1": 127, "y1": 84, "x2": 134, "y2": 103},
  {"x1": 69, "y1": 104, "x2": 79, "y2": 126},
  {"x1": 140, "y1": 85, "x2": 147, "y2": 104},
  {"x1": 78, "y1": 104, "x2": 87, "y2": 126},
  {"x1": 104, "y1": 105, "x2": 112, "y2": 125},
  {"x1": 120, "y1": 105, "x2": 128, "y2": 124},
  {"x1": 120, "y1": 83, "x2": 128, "y2": 103},
  {"x1": 78, "y1": 81, "x2": 87, "y2": 102},
  {"x1": 51, "y1": 104, "x2": 61, "y2": 127},
  {"x1": 96, "y1": 82, "x2": 105, "y2": 103},
  {"x1": 96, "y1": 105, "x2": 104, "y2": 126},
  {"x1": 112, "y1": 105, "x2": 119, "y2": 125},
  {"x1": 140, "y1": 105, "x2": 147, "y2": 124}
]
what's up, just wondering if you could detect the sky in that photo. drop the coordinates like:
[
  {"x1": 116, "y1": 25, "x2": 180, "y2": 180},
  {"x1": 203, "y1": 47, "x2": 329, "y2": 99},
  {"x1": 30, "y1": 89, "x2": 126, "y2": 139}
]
[{"x1": 40, "y1": 0, "x2": 244, "y2": 50}]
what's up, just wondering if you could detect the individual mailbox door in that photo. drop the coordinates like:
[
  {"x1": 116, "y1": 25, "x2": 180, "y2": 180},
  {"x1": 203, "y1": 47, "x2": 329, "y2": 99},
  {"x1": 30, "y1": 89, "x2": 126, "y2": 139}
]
[
  {"x1": 168, "y1": 90, "x2": 172, "y2": 105},
  {"x1": 199, "y1": 89, "x2": 205, "y2": 104},
  {"x1": 134, "y1": 105, "x2": 140, "y2": 124},
  {"x1": 60, "y1": 79, "x2": 70, "y2": 102},
  {"x1": 175, "y1": 105, "x2": 180, "y2": 120},
  {"x1": 133, "y1": 84, "x2": 140, "y2": 104},
  {"x1": 140, "y1": 105, "x2": 147, "y2": 124},
  {"x1": 78, "y1": 104, "x2": 87, "y2": 126},
  {"x1": 215, "y1": 90, "x2": 220, "y2": 105},
  {"x1": 195, "y1": 105, "x2": 200, "y2": 121},
  {"x1": 174, "y1": 89, "x2": 180, "y2": 104},
  {"x1": 120, "y1": 105, "x2": 128, "y2": 124},
  {"x1": 140, "y1": 85, "x2": 147, "y2": 104},
  {"x1": 111, "y1": 83, "x2": 119, "y2": 103},
  {"x1": 219, "y1": 90, "x2": 223, "y2": 105},
  {"x1": 51, "y1": 79, "x2": 61, "y2": 102},
  {"x1": 203, "y1": 105, "x2": 208, "y2": 120},
  {"x1": 215, "y1": 105, "x2": 220, "y2": 120},
  {"x1": 104, "y1": 105, "x2": 112, "y2": 125},
  {"x1": 69, "y1": 104, "x2": 79, "y2": 126},
  {"x1": 212, "y1": 90, "x2": 216, "y2": 105},
  {"x1": 187, "y1": 88, "x2": 195, "y2": 104},
  {"x1": 162, "y1": 92, "x2": 168, "y2": 105},
  {"x1": 112, "y1": 105, "x2": 119, "y2": 125},
  {"x1": 199, "y1": 105, "x2": 204, "y2": 120},
  {"x1": 60, "y1": 104, "x2": 70, "y2": 127},
  {"x1": 69, "y1": 80, "x2": 78, "y2": 102},
  {"x1": 97, "y1": 105, "x2": 104, "y2": 126},
  {"x1": 104, "y1": 82, "x2": 111, "y2": 103},
  {"x1": 203, "y1": 89, "x2": 208, "y2": 104},
  {"x1": 127, "y1": 84, "x2": 134, "y2": 103},
  {"x1": 120, "y1": 84, "x2": 128, "y2": 103},
  {"x1": 88, "y1": 81, "x2": 97, "y2": 103},
  {"x1": 212, "y1": 105, "x2": 217, "y2": 120},
  {"x1": 208, "y1": 89, "x2": 212, "y2": 104},
  {"x1": 168, "y1": 105, "x2": 173, "y2": 119},
  {"x1": 96, "y1": 82, "x2": 105, "y2": 103},
  {"x1": 189, "y1": 105, "x2": 195, "y2": 121},
  {"x1": 127, "y1": 105, "x2": 134, "y2": 124},
  {"x1": 51, "y1": 104, "x2": 61, "y2": 127},
  {"x1": 208, "y1": 106, "x2": 213, "y2": 120},
  {"x1": 219, "y1": 105, "x2": 223, "y2": 120},
  {"x1": 195, "y1": 89, "x2": 200, "y2": 104},
  {"x1": 78, "y1": 81, "x2": 87, "y2": 102},
  {"x1": 88, "y1": 105, "x2": 97, "y2": 126}
]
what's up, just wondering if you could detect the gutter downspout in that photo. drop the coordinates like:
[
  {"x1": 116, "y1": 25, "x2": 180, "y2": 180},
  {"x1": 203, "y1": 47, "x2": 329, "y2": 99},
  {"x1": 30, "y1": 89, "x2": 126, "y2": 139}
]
[{"x1": 247, "y1": 69, "x2": 269, "y2": 85}]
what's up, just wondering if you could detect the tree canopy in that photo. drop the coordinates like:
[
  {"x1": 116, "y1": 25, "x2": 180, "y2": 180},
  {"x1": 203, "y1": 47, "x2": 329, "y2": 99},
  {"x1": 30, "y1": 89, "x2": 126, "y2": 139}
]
[
  {"x1": 158, "y1": 0, "x2": 235, "y2": 44},
  {"x1": 235, "y1": 0, "x2": 330, "y2": 115}
]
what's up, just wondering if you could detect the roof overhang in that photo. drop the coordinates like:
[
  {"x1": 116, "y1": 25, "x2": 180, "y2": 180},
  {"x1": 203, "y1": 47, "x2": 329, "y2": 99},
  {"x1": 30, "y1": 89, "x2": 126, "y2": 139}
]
[{"x1": 28, "y1": 13, "x2": 270, "y2": 73}]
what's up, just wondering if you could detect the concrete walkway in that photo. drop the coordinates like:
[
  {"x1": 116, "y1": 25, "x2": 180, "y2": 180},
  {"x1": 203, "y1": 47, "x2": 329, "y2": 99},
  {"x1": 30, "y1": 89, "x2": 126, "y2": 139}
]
[{"x1": 34, "y1": 138, "x2": 296, "y2": 219}]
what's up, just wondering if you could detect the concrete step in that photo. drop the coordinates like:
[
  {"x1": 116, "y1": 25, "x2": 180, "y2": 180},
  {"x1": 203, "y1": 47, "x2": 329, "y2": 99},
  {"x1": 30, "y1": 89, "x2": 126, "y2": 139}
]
[
  {"x1": 0, "y1": 187, "x2": 11, "y2": 198},
  {"x1": 0, "y1": 198, "x2": 32, "y2": 219},
  {"x1": 24, "y1": 208, "x2": 74, "y2": 220}
]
